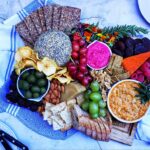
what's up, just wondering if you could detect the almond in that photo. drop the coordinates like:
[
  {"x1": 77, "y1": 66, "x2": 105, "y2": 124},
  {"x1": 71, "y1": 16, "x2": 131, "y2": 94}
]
[
  {"x1": 53, "y1": 90, "x2": 59, "y2": 97},
  {"x1": 57, "y1": 85, "x2": 61, "y2": 91},
  {"x1": 44, "y1": 94, "x2": 50, "y2": 100},
  {"x1": 50, "y1": 93, "x2": 56, "y2": 99},
  {"x1": 50, "y1": 83, "x2": 55, "y2": 90},
  {"x1": 61, "y1": 85, "x2": 65, "y2": 93}
]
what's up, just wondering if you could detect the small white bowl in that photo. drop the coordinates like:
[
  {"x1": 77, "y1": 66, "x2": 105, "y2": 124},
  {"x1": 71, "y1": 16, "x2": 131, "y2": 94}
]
[
  {"x1": 107, "y1": 79, "x2": 149, "y2": 123},
  {"x1": 17, "y1": 68, "x2": 50, "y2": 102},
  {"x1": 87, "y1": 40, "x2": 112, "y2": 70}
]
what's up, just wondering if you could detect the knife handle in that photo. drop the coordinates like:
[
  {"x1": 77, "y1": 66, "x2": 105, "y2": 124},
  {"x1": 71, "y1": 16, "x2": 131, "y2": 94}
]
[{"x1": 0, "y1": 130, "x2": 29, "y2": 150}]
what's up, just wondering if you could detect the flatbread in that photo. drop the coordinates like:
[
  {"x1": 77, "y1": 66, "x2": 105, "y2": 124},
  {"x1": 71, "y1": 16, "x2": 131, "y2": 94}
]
[
  {"x1": 59, "y1": 6, "x2": 81, "y2": 31},
  {"x1": 43, "y1": 5, "x2": 53, "y2": 30},
  {"x1": 38, "y1": 7, "x2": 46, "y2": 32},
  {"x1": 30, "y1": 11, "x2": 42, "y2": 34},
  {"x1": 24, "y1": 16, "x2": 39, "y2": 42},
  {"x1": 52, "y1": 4, "x2": 62, "y2": 31}
]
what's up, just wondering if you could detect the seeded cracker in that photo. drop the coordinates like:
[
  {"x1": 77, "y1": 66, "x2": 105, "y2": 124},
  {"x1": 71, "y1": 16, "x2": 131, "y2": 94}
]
[
  {"x1": 52, "y1": 4, "x2": 62, "y2": 31},
  {"x1": 38, "y1": 7, "x2": 46, "y2": 32},
  {"x1": 59, "y1": 6, "x2": 81, "y2": 31},
  {"x1": 24, "y1": 16, "x2": 39, "y2": 42},
  {"x1": 16, "y1": 22, "x2": 34, "y2": 45},
  {"x1": 43, "y1": 5, "x2": 53, "y2": 31},
  {"x1": 30, "y1": 11, "x2": 43, "y2": 35},
  {"x1": 34, "y1": 31, "x2": 72, "y2": 66}
]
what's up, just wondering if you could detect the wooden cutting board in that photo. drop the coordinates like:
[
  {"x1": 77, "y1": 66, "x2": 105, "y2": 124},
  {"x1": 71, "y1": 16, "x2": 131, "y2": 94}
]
[{"x1": 110, "y1": 118, "x2": 137, "y2": 145}]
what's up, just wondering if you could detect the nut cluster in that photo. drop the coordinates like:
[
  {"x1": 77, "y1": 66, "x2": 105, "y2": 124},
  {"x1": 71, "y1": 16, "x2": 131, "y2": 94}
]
[{"x1": 43, "y1": 79, "x2": 65, "y2": 105}]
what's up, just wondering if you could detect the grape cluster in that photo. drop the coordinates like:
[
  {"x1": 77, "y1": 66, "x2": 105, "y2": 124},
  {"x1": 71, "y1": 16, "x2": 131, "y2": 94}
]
[
  {"x1": 6, "y1": 70, "x2": 43, "y2": 112},
  {"x1": 67, "y1": 32, "x2": 92, "y2": 86}
]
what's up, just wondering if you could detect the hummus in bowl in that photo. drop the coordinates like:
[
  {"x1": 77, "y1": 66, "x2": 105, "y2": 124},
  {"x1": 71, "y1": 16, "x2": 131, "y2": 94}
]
[{"x1": 107, "y1": 79, "x2": 150, "y2": 123}]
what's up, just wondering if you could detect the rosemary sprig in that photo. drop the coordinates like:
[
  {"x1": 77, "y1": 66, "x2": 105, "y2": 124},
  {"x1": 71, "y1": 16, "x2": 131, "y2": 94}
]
[
  {"x1": 134, "y1": 83, "x2": 150, "y2": 104},
  {"x1": 102, "y1": 25, "x2": 149, "y2": 38}
]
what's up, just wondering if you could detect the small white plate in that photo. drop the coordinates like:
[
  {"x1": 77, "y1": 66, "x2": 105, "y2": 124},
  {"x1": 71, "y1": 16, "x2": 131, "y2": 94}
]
[
  {"x1": 0, "y1": 121, "x2": 18, "y2": 150},
  {"x1": 138, "y1": 0, "x2": 150, "y2": 24}
]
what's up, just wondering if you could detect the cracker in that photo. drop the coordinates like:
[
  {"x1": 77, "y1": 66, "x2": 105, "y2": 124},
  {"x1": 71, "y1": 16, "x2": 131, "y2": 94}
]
[
  {"x1": 51, "y1": 4, "x2": 62, "y2": 31},
  {"x1": 38, "y1": 7, "x2": 46, "y2": 32},
  {"x1": 43, "y1": 5, "x2": 53, "y2": 30},
  {"x1": 16, "y1": 22, "x2": 34, "y2": 44},
  {"x1": 59, "y1": 6, "x2": 81, "y2": 31},
  {"x1": 30, "y1": 11, "x2": 42, "y2": 35},
  {"x1": 24, "y1": 16, "x2": 39, "y2": 42}
]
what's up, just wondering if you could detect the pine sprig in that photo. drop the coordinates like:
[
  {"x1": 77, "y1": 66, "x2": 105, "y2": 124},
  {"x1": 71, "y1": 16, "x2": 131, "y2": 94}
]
[{"x1": 102, "y1": 25, "x2": 149, "y2": 38}]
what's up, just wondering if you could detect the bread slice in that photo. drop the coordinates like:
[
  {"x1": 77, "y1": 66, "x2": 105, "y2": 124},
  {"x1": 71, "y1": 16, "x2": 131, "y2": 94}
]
[
  {"x1": 94, "y1": 120, "x2": 102, "y2": 140},
  {"x1": 50, "y1": 102, "x2": 66, "y2": 115},
  {"x1": 100, "y1": 117, "x2": 110, "y2": 141},
  {"x1": 95, "y1": 118, "x2": 106, "y2": 141},
  {"x1": 89, "y1": 119, "x2": 97, "y2": 139}
]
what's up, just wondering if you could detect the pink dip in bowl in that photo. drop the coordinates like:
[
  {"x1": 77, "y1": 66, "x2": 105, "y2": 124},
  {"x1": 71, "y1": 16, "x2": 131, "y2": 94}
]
[{"x1": 87, "y1": 41, "x2": 112, "y2": 70}]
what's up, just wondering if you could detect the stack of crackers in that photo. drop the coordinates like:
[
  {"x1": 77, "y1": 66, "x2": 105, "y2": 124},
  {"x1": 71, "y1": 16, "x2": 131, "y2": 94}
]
[{"x1": 16, "y1": 4, "x2": 81, "y2": 47}]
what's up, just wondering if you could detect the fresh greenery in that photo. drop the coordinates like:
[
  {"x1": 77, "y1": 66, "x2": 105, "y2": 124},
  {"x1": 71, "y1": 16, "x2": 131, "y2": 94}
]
[
  {"x1": 135, "y1": 83, "x2": 150, "y2": 104},
  {"x1": 102, "y1": 25, "x2": 149, "y2": 38}
]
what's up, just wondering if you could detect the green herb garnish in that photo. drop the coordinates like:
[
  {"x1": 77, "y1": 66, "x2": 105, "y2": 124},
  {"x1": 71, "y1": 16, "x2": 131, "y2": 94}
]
[
  {"x1": 135, "y1": 83, "x2": 150, "y2": 104},
  {"x1": 102, "y1": 25, "x2": 149, "y2": 38}
]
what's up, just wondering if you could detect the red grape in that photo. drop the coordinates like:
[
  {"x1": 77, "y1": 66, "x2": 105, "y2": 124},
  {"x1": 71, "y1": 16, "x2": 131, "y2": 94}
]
[
  {"x1": 71, "y1": 52, "x2": 78, "y2": 59},
  {"x1": 86, "y1": 76, "x2": 93, "y2": 82},
  {"x1": 82, "y1": 77, "x2": 89, "y2": 86},
  {"x1": 80, "y1": 47, "x2": 87, "y2": 55},
  {"x1": 80, "y1": 57, "x2": 87, "y2": 65},
  {"x1": 79, "y1": 39, "x2": 85, "y2": 47},
  {"x1": 68, "y1": 65, "x2": 77, "y2": 72},
  {"x1": 77, "y1": 72, "x2": 84, "y2": 81},
  {"x1": 72, "y1": 42, "x2": 80, "y2": 52},
  {"x1": 79, "y1": 65, "x2": 87, "y2": 73}
]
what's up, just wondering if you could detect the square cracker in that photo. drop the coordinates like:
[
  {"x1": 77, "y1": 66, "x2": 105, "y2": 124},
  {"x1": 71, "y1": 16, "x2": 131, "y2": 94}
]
[
  {"x1": 16, "y1": 22, "x2": 34, "y2": 45},
  {"x1": 51, "y1": 4, "x2": 62, "y2": 31},
  {"x1": 59, "y1": 6, "x2": 81, "y2": 31},
  {"x1": 43, "y1": 5, "x2": 53, "y2": 30},
  {"x1": 30, "y1": 11, "x2": 43, "y2": 35},
  {"x1": 24, "y1": 16, "x2": 39, "y2": 42},
  {"x1": 38, "y1": 7, "x2": 46, "y2": 32}
]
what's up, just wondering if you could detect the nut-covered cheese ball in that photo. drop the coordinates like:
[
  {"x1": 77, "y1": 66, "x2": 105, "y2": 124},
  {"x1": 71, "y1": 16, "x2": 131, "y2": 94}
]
[{"x1": 34, "y1": 31, "x2": 72, "y2": 66}]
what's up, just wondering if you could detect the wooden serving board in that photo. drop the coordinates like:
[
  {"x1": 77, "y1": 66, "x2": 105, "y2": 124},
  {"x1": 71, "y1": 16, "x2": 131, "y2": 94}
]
[{"x1": 110, "y1": 118, "x2": 137, "y2": 145}]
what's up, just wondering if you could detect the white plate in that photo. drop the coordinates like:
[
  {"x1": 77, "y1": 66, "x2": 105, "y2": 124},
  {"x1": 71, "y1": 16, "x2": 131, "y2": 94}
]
[
  {"x1": 138, "y1": 0, "x2": 150, "y2": 24},
  {"x1": 0, "y1": 121, "x2": 18, "y2": 150}
]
